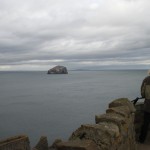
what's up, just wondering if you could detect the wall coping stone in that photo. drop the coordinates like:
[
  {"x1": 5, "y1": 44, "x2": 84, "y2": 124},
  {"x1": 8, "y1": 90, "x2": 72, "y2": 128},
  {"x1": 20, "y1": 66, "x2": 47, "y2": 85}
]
[
  {"x1": 106, "y1": 105, "x2": 130, "y2": 118},
  {"x1": 56, "y1": 140, "x2": 99, "y2": 150},
  {"x1": 109, "y1": 98, "x2": 136, "y2": 113},
  {"x1": 0, "y1": 135, "x2": 29, "y2": 147}
]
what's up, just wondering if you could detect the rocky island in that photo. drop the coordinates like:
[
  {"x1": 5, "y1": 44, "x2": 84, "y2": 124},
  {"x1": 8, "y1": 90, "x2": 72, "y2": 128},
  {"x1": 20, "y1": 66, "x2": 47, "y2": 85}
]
[{"x1": 47, "y1": 66, "x2": 68, "y2": 74}]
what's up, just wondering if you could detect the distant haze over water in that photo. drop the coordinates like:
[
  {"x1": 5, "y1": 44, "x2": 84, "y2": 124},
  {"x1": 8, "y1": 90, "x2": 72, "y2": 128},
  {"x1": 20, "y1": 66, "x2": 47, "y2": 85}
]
[{"x1": 0, "y1": 70, "x2": 147, "y2": 145}]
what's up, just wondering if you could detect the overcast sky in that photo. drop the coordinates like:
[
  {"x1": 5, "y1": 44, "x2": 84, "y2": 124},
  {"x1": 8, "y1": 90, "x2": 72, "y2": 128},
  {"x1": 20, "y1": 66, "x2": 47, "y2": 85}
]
[{"x1": 0, "y1": 0, "x2": 150, "y2": 71}]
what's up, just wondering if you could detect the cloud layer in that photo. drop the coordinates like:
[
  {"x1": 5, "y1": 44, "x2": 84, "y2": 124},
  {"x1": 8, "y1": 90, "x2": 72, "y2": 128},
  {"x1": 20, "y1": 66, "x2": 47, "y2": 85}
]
[{"x1": 0, "y1": 0, "x2": 150, "y2": 70}]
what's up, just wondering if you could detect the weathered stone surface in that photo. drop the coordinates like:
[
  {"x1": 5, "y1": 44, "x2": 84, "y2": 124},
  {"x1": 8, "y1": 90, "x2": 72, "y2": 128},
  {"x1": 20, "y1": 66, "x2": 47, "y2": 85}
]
[
  {"x1": 33, "y1": 136, "x2": 48, "y2": 150},
  {"x1": 106, "y1": 106, "x2": 130, "y2": 118},
  {"x1": 109, "y1": 98, "x2": 136, "y2": 113},
  {"x1": 56, "y1": 140, "x2": 99, "y2": 150},
  {"x1": 95, "y1": 113, "x2": 126, "y2": 132},
  {"x1": 95, "y1": 108, "x2": 136, "y2": 150},
  {"x1": 49, "y1": 139, "x2": 62, "y2": 150},
  {"x1": 47, "y1": 66, "x2": 68, "y2": 74},
  {"x1": 69, "y1": 124, "x2": 120, "y2": 150},
  {"x1": 0, "y1": 135, "x2": 30, "y2": 150}
]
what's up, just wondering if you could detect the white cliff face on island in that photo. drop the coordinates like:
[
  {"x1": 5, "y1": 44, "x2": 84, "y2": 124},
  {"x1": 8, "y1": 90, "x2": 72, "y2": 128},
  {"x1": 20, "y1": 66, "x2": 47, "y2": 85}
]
[{"x1": 47, "y1": 66, "x2": 68, "y2": 74}]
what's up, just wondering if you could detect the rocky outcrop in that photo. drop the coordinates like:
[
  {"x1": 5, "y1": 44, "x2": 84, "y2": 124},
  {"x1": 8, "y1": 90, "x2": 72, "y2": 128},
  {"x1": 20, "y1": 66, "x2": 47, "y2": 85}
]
[{"x1": 47, "y1": 66, "x2": 68, "y2": 74}]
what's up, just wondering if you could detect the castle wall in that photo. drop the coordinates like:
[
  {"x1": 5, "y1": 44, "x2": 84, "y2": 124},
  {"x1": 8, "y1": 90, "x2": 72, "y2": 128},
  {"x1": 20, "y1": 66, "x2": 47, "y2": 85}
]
[{"x1": 55, "y1": 98, "x2": 137, "y2": 150}]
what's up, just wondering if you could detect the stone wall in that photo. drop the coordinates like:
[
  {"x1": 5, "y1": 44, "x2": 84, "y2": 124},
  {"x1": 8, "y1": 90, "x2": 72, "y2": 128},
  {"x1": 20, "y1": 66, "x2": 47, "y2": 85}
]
[
  {"x1": 0, "y1": 98, "x2": 137, "y2": 150},
  {"x1": 0, "y1": 135, "x2": 30, "y2": 150},
  {"x1": 53, "y1": 98, "x2": 137, "y2": 150}
]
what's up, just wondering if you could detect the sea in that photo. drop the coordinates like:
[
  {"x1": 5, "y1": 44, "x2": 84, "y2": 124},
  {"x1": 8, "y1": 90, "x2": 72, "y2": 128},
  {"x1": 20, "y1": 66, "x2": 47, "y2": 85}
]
[{"x1": 0, "y1": 70, "x2": 147, "y2": 146}]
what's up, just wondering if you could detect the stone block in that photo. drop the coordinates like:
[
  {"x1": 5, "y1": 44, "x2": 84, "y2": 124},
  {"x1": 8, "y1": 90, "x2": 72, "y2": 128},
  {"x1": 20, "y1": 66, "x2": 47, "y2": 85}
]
[
  {"x1": 69, "y1": 124, "x2": 120, "y2": 150},
  {"x1": 95, "y1": 113, "x2": 126, "y2": 132},
  {"x1": 106, "y1": 106, "x2": 130, "y2": 118},
  {"x1": 49, "y1": 139, "x2": 62, "y2": 150},
  {"x1": 0, "y1": 135, "x2": 30, "y2": 150},
  {"x1": 109, "y1": 98, "x2": 136, "y2": 113},
  {"x1": 33, "y1": 136, "x2": 48, "y2": 150},
  {"x1": 56, "y1": 140, "x2": 99, "y2": 150}
]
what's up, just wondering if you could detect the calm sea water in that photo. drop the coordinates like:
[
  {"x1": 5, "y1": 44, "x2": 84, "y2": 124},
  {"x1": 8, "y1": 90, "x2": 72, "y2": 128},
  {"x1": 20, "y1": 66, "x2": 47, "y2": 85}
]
[{"x1": 0, "y1": 70, "x2": 147, "y2": 146}]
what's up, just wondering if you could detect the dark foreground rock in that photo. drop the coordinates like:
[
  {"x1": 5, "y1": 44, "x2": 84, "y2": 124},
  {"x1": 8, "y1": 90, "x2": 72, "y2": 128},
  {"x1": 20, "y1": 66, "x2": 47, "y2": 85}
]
[{"x1": 47, "y1": 66, "x2": 68, "y2": 74}]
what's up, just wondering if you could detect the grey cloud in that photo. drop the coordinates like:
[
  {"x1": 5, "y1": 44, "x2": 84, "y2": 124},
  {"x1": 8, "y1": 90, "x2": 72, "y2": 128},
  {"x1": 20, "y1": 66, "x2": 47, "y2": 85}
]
[{"x1": 0, "y1": 0, "x2": 150, "y2": 70}]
